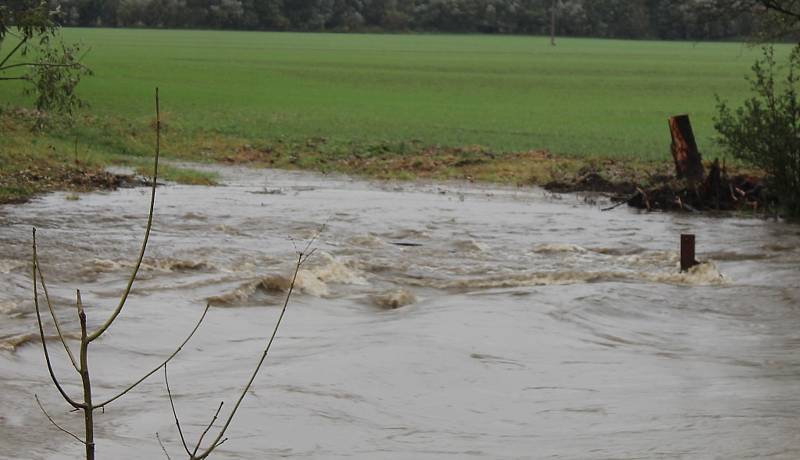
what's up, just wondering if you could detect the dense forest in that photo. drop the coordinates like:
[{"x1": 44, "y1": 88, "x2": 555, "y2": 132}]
[{"x1": 47, "y1": 0, "x2": 761, "y2": 40}]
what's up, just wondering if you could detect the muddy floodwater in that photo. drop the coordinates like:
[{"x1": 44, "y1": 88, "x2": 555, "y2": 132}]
[{"x1": 1, "y1": 166, "x2": 799, "y2": 459}]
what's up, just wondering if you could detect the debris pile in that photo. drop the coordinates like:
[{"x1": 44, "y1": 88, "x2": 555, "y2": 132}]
[
  {"x1": 623, "y1": 159, "x2": 771, "y2": 212},
  {"x1": 613, "y1": 115, "x2": 773, "y2": 213}
]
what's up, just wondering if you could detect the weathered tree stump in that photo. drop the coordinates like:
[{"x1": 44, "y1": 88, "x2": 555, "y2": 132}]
[{"x1": 669, "y1": 115, "x2": 705, "y2": 183}]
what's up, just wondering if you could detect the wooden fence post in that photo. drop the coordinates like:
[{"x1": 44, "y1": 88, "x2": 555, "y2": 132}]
[{"x1": 680, "y1": 234, "x2": 699, "y2": 272}]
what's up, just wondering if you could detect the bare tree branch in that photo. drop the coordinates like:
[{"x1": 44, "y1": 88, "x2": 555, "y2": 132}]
[
  {"x1": 32, "y1": 252, "x2": 79, "y2": 372},
  {"x1": 95, "y1": 303, "x2": 211, "y2": 409},
  {"x1": 0, "y1": 61, "x2": 87, "y2": 71},
  {"x1": 0, "y1": 36, "x2": 28, "y2": 69},
  {"x1": 212, "y1": 438, "x2": 228, "y2": 450},
  {"x1": 32, "y1": 228, "x2": 85, "y2": 410},
  {"x1": 300, "y1": 224, "x2": 325, "y2": 257},
  {"x1": 88, "y1": 88, "x2": 161, "y2": 343},
  {"x1": 761, "y1": 0, "x2": 800, "y2": 19},
  {"x1": 156, "y1": 432, "x2": 174, "y2": 460},
  {"x1": 191, "y1": 402, "x2": 224, "y2": 458},
  {"x1": 164, "y1": 364, "x2": 193, "y2": 457},
  {"x1": 35, "y1": 394, "x2": 86, "y2": 445},
  {"x1": 193, "y1": 252, "x2": 307, "y2": 460}
]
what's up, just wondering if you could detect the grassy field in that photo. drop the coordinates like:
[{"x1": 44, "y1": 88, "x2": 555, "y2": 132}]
[
  {"x1": 0, "y1": 29, "x2": 790, "y2": 201},
  {"x1": 2, "y1": 29, "x2": 791, "y2": 156}
]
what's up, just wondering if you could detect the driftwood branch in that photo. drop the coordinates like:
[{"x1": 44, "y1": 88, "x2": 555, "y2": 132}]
[
  {"x1": 87, "y1": 88, "x2": 161, "y2": 343},
  {"x1": 601, "y1": 191, "x2": 640, "y2": 212},
  {"x1": 95, "y1": 303, "x2": 211, "y2": 409},
  {"x1": 32, "y1": 229, "x2": 85, "y2": 410},
  {"x1": 35, "y1": 394, "x2": 86, "y2": 445}
]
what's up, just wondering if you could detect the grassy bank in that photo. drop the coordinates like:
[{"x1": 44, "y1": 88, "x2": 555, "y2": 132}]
[
  {"x1": 1, "y1": 30, "x2": 779, "y2": 202},
  {"x1": 0, "y1": 110, "x2": 217, "y2": 203},
  {"x1": 0, "y1": 108, "x2": 675, "y2": 203}
]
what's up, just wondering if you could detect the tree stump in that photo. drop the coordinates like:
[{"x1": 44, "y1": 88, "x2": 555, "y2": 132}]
[{"x1": 669, "y1": 115, "x2": 705, "y2": 183}]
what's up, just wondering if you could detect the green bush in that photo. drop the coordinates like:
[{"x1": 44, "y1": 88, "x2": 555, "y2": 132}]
[
  {"x1": 715, "y1": 45, "x2": 800, "y2": 217},
  {"x1": 1, "y1": 1, "x2": 91, "y2": 118}
]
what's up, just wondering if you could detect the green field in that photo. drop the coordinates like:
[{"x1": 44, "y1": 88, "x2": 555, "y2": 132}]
[{"x1": 1, "y1": 28, "x2": 790, "y2": 160}]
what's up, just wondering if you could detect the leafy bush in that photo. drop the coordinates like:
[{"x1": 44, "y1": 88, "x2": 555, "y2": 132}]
[
  {"x1": 0, "y1": 1, "x2": 91, "y2": 119},
  {"x1": 715, "y1": 45, "x2": 800, "y2": 216},
  {"x1": 23, "y1": 39, "x2": 92, "y2": 115}
]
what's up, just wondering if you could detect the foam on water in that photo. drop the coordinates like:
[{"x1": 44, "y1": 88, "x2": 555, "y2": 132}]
[
  {"x1": 306, "y1": 252, "x2": 368, "y2": 286},
  {"x1": 346, "y1": 234, "x2": 385, "y2": 248},
  {"x1": 0, "y1": 259, "x2": 25, "y2": 274},
  {"x1": 0, "y1": 331, "x2": 81, "y2": 352},
  {"x1": 452, "y1": 239, "x2": 488, "y2": 252},
  {"x1": 370, "y1": 288, "x2": 417, "y2": 309},
  {"x1": 532, "y1": 243, "x2": 589, "y2": 254},
  {"x1": 283, "y1": 270, "x2": 330, "y2": 297},
  {"x1": 0, "y1": 300, "x2": 22, "y2": 316},
  {"x1": 643, "y1": 261, "x2": 726, "y2": 285},
  {"x1": 82, "y1": 257, "x2": 214, "y2": 275},
  {"x1": 207, "y1": 254, "x2": 365, "y2": 305}
]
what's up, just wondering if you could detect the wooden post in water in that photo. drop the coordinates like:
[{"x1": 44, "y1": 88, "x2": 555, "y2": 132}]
[
  {"x1": 680, "y1": 234, "x2": 698, "y2": 272},
  {"x1": 669, "y1": 115, "x2": 704, "y2": 183}
]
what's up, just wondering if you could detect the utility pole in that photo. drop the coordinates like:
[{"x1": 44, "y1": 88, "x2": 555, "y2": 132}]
[{"x1": 550, "y1": 0, "x2": 557, "y2": 46}]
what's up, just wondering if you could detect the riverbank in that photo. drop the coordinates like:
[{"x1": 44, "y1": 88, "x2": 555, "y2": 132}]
[
  {"x1": 0, "y1": 110, "x2": 218, "y2": 203},
  {"x1": 1, "y1": 110, "x2": 763, "y2": 209}
]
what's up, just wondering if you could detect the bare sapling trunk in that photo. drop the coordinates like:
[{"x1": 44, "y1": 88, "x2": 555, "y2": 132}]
[
  {"x1": 33, "y1": 88, "x2": 211, "y2": 459},
  {"x1": 33, "y1": 87, "x2": 321, "y2": 459}
]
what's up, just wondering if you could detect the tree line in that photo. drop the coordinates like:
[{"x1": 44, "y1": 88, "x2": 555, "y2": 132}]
[{"x1": 46, "y1": 0, "x2": 762, "y2": 41}]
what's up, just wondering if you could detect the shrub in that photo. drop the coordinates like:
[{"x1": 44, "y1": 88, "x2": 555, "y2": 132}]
[
  {"x1": 0, "y1": 1, "x2": 91, "y2": 119},
  {"x1": 714, "y1": 45, "x2": 800, "y2": 216}
]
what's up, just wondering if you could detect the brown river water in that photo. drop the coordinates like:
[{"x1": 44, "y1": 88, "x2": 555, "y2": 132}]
[{"x1": 1, "y1": 165, "x2": 799, "y2": 459}]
